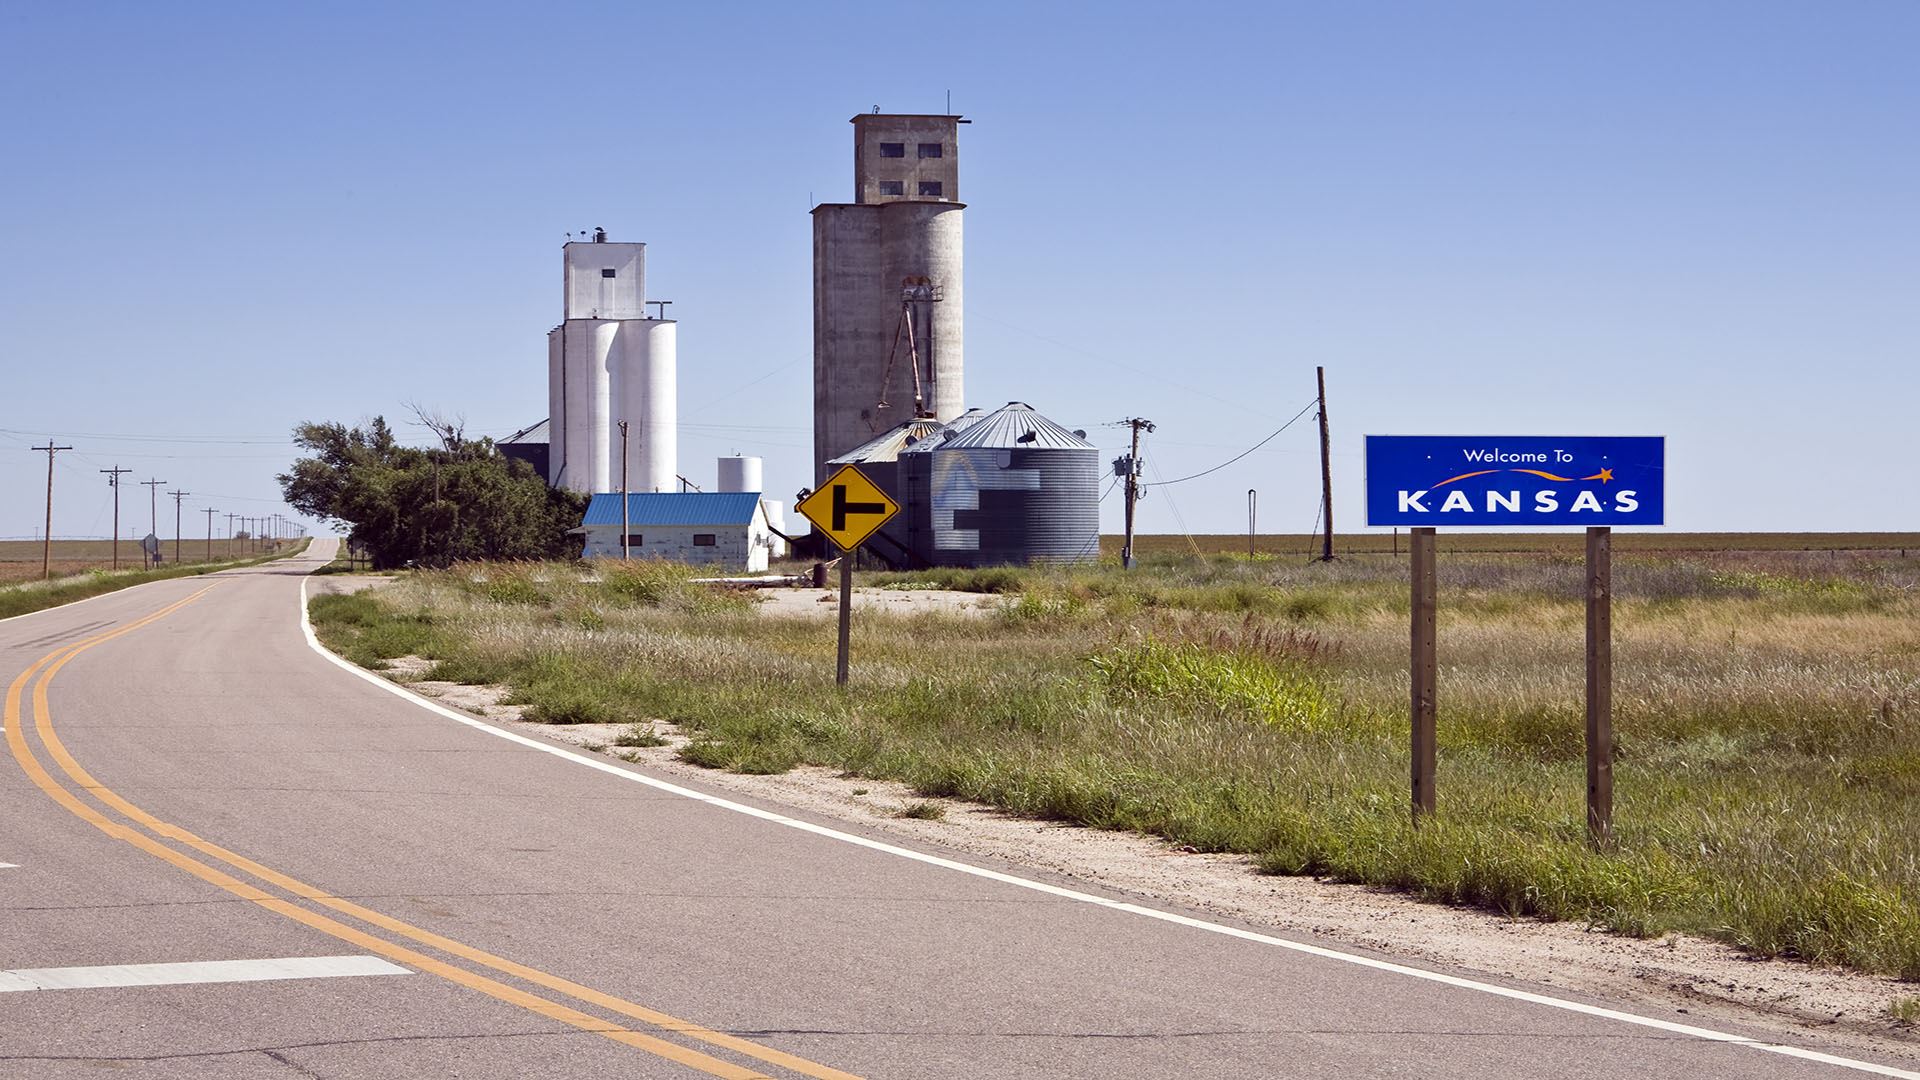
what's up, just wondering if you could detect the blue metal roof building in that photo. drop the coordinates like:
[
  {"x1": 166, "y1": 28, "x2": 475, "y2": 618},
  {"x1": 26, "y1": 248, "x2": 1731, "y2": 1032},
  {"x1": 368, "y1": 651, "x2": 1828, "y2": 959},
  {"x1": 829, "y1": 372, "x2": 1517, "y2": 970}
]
[
  {"x1": 581, "y1": 492, "x2": 764, "y2": 528},
  {"x1": 577, "y1": 492, "x2": 785, "y2": 571}
]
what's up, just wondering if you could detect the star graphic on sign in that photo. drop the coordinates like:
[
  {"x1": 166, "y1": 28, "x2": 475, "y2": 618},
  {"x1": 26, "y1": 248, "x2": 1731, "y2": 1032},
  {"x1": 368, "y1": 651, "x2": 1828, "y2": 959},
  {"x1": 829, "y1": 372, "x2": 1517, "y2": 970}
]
[{"x1": 1593, "y1": 467, "x2": 1614, "y2": 484}]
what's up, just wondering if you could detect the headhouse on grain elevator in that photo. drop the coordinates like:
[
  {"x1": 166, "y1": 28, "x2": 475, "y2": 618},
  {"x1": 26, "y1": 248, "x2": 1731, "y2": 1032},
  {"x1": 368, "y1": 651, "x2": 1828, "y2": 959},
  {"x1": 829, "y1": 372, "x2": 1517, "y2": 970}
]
[{"x1": 813, "y1": 112, "x2": 968, "y2": 486}]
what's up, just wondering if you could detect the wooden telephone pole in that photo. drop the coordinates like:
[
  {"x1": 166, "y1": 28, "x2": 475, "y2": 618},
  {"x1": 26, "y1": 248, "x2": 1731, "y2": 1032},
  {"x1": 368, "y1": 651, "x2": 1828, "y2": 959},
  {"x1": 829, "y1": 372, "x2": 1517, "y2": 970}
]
[
  {"x1": 32, "y1": 442, "x2": 73, "y2": 580},
  {"x1": 141, "y1": 479, "x2": 166, "y2": 567},
  {"x1": 100, "y1": 465, "x2": 132, "y2": 570},
  {"x1": 1119, "y1": 417, "x2": 1154, "y2": 569},
  {"x1": 1316, "y1": 366, "x2": 1335, "y2": 562},
  {"x1": 203, "y1": 507, "x2": 218, "y2": 562},
  {"x1": 168, "y1": 490, "x2": 190, "y2": 565}
]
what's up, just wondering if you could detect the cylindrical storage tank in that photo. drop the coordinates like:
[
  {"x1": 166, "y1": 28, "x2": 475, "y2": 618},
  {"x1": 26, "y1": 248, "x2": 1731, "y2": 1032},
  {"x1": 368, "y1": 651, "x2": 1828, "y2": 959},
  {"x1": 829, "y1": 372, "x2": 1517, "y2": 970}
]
[
  {"x1": 546, "y1": 327, "x2": 566, "y2": 487},
  {"x1": 895, "y1": 408, "x2": 987, "y2": 567},
  {"x1": 811, "y1": 205, "x2": 888, "y2": 486},
  {"x1": 717, "y1": 455, "x2": 762, "y2": 493},
  {"x1": 615, "y1": 319, "x2": 676, "y2": 493},
  {"x1": 914, "y1": 403, "x2": 1098, "y2": 567},
  {"x1": 880, "y1": 202, "x2": 964, "y2": 424},
  {"x1": 565, "y1": 320, "x2": 617, "y2": 493},
  {"x1": 559, "y1": 322, "x2": 609, "y2": 493}
]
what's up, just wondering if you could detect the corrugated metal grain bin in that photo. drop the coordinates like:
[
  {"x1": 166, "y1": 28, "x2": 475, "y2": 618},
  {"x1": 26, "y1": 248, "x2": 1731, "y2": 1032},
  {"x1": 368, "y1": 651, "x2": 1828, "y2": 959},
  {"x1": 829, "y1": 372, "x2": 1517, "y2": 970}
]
[
  {"x1": 827, "y1": 417, "x2": 948, "y2": 558},
  {"x1": 899, "y1": 402, "x2": 1099, "y2": 567}
]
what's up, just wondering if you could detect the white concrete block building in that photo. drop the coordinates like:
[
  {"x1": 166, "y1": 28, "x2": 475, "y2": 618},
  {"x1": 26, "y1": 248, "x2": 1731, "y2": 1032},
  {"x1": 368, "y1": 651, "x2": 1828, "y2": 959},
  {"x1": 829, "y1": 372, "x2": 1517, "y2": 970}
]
[{"x1": 579, "y1": 492, "x2": 787, "y2": 573}]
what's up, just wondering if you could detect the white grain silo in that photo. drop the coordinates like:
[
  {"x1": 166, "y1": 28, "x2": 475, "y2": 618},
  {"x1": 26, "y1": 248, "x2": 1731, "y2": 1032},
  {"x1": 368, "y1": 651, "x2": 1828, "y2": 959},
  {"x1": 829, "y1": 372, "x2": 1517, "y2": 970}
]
[
  {"x1": 717, "y1": 454, "x2": 763, "y2": 493},
  {"x1": 545, "y1": 327, "x2": 566, "y2": 486},
  {"x1": 615, "y1": 319, "x2": 677, "y2": 492},
  {"x1": 546, "y1": 235, "x2": 678, "y2": 494}
]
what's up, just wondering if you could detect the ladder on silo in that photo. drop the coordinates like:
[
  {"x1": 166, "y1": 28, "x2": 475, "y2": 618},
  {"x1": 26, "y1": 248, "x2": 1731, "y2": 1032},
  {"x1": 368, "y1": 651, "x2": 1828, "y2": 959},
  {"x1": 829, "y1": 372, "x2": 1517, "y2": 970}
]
[{"x1": 873, "y1": 277, "x2": 942, "y2": 429}]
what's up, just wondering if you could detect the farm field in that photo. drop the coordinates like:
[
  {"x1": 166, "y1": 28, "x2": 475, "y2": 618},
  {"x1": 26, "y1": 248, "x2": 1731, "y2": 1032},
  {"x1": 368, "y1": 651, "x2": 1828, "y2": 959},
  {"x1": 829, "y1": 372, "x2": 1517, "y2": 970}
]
[
  {"x1": 0, "y1": 538, "x2": 309, "y2": 618},
  {"x1": 312, "y1": 541, "x2": 1920, "y2": 981},
  {"x1": 0, "y1": 538, "x2": 284, "y2": 585},
  {"x1": 1105, "y1": 531, "x2": 1920, "y2": 557}
]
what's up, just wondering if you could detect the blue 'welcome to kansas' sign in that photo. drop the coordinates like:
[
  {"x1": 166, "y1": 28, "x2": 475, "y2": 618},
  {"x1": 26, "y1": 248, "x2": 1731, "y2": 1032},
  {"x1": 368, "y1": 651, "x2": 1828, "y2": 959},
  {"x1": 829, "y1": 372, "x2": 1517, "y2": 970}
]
[{"x1": 1365, "y1": 436, "x2": 1665, "y2": 527}]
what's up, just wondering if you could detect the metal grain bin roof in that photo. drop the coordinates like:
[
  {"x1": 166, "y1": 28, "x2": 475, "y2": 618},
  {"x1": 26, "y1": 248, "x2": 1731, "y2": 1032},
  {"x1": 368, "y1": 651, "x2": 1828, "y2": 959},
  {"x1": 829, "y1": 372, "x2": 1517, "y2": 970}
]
[
  {"x1": 938, "y1": 402, "x2": 1094, "y2": 451},
  {"x1": 582, "y1": 492, "x2": 762, "y2": 527},
  {"x1": 501, "y1": 419, "x2": 549, "y2": 444},
  {"x1": 828, "y1": 418, "x2": 949, "y2": 465},
  {"x1": 896, "y1": 408, "x2": 991, "y2": 455}
]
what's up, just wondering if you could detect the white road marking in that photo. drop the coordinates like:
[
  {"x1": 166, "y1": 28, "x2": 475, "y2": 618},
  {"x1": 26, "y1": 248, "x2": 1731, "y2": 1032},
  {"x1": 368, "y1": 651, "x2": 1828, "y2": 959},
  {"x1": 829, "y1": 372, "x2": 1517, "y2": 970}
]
[
  {"x1": 0, "y1": 863, "x2": 17, "y2": 869},
  {"x1": 0, "y1": 955, "x2": 410, "y2": 993},
  {"x1": 298, "y1": 578, "x2": 1919, "y2": 1080}
]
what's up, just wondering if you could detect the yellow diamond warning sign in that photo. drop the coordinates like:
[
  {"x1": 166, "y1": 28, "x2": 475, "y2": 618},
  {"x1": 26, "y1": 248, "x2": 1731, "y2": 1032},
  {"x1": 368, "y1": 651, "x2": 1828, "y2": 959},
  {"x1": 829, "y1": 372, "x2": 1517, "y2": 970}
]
[{"x1": 797, "y1": 464, "x2": 900, "y2": 551}]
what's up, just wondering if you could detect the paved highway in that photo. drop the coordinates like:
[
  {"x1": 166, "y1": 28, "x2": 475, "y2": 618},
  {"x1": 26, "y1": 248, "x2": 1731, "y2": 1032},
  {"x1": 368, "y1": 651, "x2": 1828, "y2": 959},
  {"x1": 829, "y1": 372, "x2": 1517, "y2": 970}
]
[{"x1": 1, "y1": 539, "x2": 1911, "y2": 1078}]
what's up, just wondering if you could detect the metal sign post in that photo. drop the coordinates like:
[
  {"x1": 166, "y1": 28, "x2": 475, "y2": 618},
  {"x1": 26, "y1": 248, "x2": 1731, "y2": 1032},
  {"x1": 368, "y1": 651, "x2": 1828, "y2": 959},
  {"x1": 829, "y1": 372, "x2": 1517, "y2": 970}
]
[
  {"x1": 795, "y1": 464, "x2": 901, "y2": 687},
  {"x1": 1367, "y1": 435, "x2": 1663, "y2": 833}
]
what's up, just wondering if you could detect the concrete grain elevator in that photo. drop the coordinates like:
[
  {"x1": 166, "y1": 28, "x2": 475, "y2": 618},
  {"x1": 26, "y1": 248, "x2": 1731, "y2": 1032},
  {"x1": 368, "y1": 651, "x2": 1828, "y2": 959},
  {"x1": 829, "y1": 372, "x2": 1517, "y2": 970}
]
[
  {"x1": 547, "y1": 236, "x2": 677, "y2": 495},
  {"x1": 812, "y1": 113, "x2": 967, "y2": 484}
]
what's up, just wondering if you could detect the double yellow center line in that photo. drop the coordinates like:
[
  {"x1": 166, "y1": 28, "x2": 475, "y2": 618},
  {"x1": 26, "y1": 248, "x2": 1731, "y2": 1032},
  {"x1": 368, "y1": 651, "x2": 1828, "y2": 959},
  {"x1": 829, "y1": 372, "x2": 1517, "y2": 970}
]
[{"x1": 4, "y1": 586, "x2": 862, "y2": 1080}]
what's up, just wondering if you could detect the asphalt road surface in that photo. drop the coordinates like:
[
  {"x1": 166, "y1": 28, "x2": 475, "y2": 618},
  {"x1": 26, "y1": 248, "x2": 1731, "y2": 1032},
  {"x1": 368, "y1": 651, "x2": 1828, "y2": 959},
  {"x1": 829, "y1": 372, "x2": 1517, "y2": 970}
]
[{"x1": 1, "y1": 539, "x2": 1912, "y2": 1079}]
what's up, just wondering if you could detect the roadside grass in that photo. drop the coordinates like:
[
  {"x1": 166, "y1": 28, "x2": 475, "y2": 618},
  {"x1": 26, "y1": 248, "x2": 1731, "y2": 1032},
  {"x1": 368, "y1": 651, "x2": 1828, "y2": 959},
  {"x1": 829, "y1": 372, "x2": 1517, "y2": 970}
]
[
  {"x1": 308, "y1": 548, "x2": 1920, "y2": 979},
  {"x1": 898, "y1": 800, "x2": 946, "y2": 820},
  {"x1": 0, "y1": 539, "x2": 312, "y2": 620}
]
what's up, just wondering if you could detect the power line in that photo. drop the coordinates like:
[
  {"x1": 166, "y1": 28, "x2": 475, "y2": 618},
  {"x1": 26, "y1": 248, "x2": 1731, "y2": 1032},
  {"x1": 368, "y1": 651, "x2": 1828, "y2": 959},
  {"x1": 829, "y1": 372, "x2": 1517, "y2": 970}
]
[
  {"x1": 0, "y1": 427, "x2": 291, "y2": 445},
  {"x1": 1147, "y1": 398, "x2": 1319, "y2": 487}
]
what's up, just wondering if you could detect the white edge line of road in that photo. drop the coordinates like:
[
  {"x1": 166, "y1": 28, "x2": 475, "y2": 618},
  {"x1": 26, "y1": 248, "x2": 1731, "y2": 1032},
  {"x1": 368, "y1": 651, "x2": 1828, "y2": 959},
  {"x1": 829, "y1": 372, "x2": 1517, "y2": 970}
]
[
  {"x1": 0, "y1": 955, "x2": 410, "y2": 993},
  {"x1": 297, "y1": 576, "x2": 1920, "y2": 1080}
]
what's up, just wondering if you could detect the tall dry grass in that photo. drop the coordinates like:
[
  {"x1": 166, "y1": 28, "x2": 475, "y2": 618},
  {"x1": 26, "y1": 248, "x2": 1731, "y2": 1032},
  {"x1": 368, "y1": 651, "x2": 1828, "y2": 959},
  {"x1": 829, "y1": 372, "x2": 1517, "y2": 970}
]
[{"x1": 311, "y1": 547, "x2": 1920, "y2": 978}]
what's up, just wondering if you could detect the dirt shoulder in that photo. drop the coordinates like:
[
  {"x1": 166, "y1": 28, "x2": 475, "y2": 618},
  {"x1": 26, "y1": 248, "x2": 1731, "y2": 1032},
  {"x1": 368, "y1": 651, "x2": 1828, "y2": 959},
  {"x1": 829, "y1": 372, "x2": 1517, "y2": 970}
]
[
  {"x1": 355, "y1": 660, "x2": 1920, "y2": 1066},
  {"x1": 752, "y1": 585, "x2": 1000, "y2": 618}
]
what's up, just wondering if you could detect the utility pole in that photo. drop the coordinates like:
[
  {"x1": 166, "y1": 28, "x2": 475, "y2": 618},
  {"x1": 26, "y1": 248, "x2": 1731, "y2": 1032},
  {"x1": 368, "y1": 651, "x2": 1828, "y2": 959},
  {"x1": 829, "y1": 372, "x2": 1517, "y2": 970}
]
[
  {"x1": 32, "y1": 442, "x2": 73, "y2": 580},
  {"x1": 618, "y1": 419, "x2": 631, "y2": 560},
  {"x1": 1119, "y1": 417, "x2": 1154, "y2": 570},
  {"x1": 226, "y1": 513, "x2": 236, "y2": 558},
  {"x1": 100, "y1": 465, "x2": 132, "y2": 570},
  {"x1": 203, "y1": 508, "x2": 218, "y2": 562},
  {"x1": 1316, "y1": 365, "x2": 1335, "y2": 562},
  {"x1": 141, "y1": 478, "x2": 167, "y2": 567},
  {"x1": 1247, "y1": 488, "x2": 1257, "y2": 563},
  {"x1": 168, "y1": 490, "x2": 190, "y2": 565}
]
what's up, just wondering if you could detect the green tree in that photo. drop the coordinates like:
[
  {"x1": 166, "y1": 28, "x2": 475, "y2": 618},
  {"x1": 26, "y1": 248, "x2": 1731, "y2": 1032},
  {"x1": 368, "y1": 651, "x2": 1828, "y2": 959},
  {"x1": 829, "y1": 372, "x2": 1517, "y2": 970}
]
[{"x1": 279, "y1": 414, "x2": 584, "y2": 569}]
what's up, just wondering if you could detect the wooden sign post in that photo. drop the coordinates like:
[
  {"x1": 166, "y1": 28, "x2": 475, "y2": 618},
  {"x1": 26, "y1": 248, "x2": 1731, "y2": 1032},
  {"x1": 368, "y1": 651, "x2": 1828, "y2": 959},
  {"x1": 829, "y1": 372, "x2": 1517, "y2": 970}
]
[
  {"x1": 1410, "y1": 526, "x2": 1437, "y2": 823},
  {"x1": 835, "y1": 543, "x2": 855, "y2": 684},
  {"x1": 1585, "y1": 526, "x2": 1613, "y2": 847},
  {"x1": 1367, "y1": 436, "x2": 1663, "y2": 837}
]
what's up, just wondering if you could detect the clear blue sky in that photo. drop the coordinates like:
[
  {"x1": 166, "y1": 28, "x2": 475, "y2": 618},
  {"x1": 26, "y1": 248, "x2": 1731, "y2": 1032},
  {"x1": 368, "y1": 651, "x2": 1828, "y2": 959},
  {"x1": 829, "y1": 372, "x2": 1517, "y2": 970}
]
[{"x1": 3, "y1": 2, "x2": 1915, "y2": 541}]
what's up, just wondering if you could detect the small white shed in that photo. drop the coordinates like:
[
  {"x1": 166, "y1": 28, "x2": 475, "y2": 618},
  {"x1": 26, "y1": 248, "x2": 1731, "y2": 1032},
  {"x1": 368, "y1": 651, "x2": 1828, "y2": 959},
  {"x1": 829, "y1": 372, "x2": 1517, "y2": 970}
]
[{"x1": 579, "y1": 492, "x2": 787, "y2": 572}]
